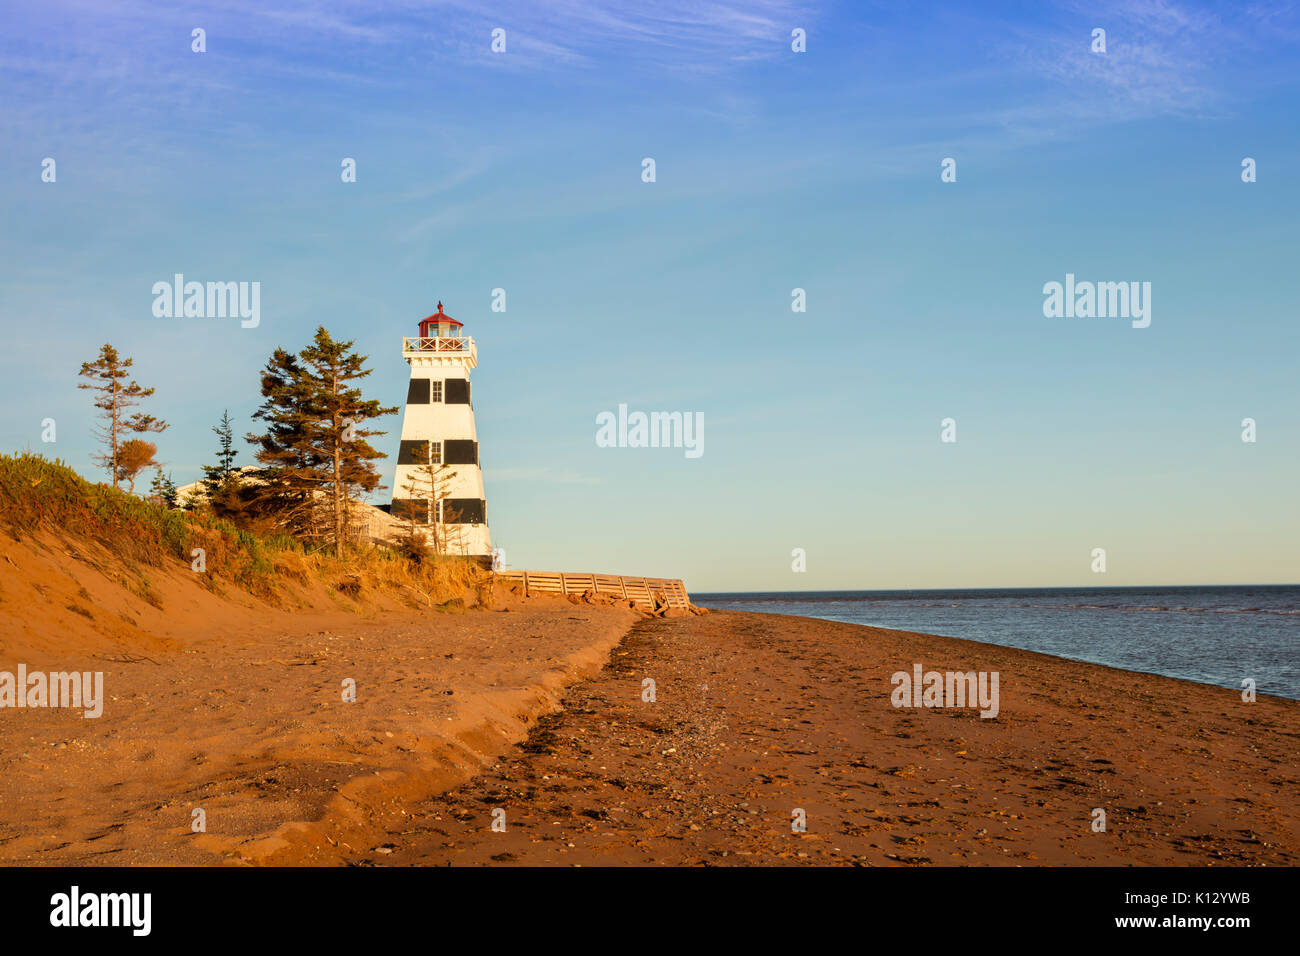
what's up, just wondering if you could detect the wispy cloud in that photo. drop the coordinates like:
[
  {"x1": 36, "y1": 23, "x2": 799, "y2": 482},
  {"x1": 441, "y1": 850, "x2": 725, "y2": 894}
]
[
  {"x1": 491, "y1": 0, "x2": 812, "y2": 70},
  {"x1": 1007, "y1": 0, "x2": 1295, "y2": 120},
  {"x1": 378, "y1": 0, "x2": 816, "y2": 72},
  {"x1": 0, "y1": 0, "x2": 816, "y2": 168},
  {"x1": 0, "y1": 0, "x2": 815, "y2": 84}
]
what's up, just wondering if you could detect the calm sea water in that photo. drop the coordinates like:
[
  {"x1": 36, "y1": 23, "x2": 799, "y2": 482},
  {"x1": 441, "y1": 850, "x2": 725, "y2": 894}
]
[{"x1": 694, "y1": 586, "x2": 1300, "y2": 701}]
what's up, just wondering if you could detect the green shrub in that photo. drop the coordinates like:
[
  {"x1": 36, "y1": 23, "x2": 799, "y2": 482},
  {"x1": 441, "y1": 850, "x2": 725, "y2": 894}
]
[{"x1": 0, "y1": 452, "x2": 296, "y2": 590}]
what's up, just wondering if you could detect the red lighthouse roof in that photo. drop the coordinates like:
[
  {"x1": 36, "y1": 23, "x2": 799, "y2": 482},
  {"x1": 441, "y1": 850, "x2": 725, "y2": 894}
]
[{"x1": 418, "y1": 301, "x2": 463, "y2": 337}]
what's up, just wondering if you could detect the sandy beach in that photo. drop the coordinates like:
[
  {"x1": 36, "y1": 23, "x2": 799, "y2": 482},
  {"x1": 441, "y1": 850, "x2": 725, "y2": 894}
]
[
  {"x1": 358, "y1": 610, "x2": 1299, "y2": 867},
  {"x1": 0, "y1": 591, "x2": 637, "y2": 865},
  {"x1": 5, "y1": 536, "x2": 1295, "y2": 867},
  {"x1": 0, "y1": 528, "x2": 640, "y2": 865}
]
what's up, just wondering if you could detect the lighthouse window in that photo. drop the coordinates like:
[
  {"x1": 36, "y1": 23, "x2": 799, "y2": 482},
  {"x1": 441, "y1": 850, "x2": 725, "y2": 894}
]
[
  {"x1": 398, "y1": 440, "x2": 442, "y2": 465},
  {"x1": 429, "y1": 380, "x2": 442, "y2": 403},
  {"x1": 443, "y1": 440, "x2": 478, "y2": 465},
  {"x1": 391, "y1": 498, "x2": 431, "y2": 524},
  {"x1": 445, "y1": 379, "x2": 470, "y2": 404},
  {"x1": 406, "y1": 378, "x2": 430, "y2": 404},
  {"x1": 443, "y1": 498, "x2": 486, "y2": 525}
]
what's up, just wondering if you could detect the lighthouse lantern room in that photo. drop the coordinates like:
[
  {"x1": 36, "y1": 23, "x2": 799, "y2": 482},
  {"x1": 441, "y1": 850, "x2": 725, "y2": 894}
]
[{"x1": 391, "y1": 302, "x2": 491, "y2": 561}]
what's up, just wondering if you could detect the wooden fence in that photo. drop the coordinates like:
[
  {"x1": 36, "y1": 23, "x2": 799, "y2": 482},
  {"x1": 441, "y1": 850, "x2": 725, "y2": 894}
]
[{"x1": 496, "y1": 570, "x2": 690, "y2": 609}]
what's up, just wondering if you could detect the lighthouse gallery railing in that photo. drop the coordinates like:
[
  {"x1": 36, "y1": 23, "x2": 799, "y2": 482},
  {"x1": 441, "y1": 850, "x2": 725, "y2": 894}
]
[{"x1": 402, "y1": 336, "x2": 474, "y2": 353}]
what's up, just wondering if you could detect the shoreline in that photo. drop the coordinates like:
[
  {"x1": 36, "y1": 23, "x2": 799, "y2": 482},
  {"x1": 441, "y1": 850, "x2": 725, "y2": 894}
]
[
  {"x1": 704, "y1": 610, "x2": 1299, "y2": 704},
  {"x1": 3, "y1": 601, "x2": 1295, "y2": 866},
  {"x1": 695, "y1": 591, "x2": 1300, "y2": 703},
  {"x1": 356, "y1": 609, "x2": 1299, "y2": 866}
]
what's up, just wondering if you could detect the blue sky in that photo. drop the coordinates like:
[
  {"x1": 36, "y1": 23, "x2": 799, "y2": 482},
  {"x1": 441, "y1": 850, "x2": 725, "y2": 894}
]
[{"x1": 1, "y1": 1, "x2": 1296, "y2": 590}]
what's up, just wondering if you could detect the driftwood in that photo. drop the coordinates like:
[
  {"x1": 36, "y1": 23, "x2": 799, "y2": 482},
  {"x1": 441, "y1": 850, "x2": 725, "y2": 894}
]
[
  {"x1": 246, "y1": 657, "x2": 325, "y2": 667},
  {"x1": 95, "y1": 652, "x2": 159, "y2": 665},
  {"x1": 399, "y1": 584, "x2": 432, "y2": 607}
]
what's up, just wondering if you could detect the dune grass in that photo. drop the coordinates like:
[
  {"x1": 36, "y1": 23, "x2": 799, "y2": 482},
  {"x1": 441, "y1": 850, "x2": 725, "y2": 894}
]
[{"x1": 0, "y1": 452, "x2": 487, "y2": 606}]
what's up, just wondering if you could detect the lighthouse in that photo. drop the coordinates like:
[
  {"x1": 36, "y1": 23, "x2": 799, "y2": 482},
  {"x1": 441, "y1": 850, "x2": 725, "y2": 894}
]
[{"x1": 390, "y1": 302, "x2": 491, "y2": 561}]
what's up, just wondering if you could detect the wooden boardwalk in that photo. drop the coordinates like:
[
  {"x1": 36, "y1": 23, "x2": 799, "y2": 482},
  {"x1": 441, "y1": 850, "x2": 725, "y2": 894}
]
[{"x1": 496, "y1": 570, "x2": 690, "y2": 609}]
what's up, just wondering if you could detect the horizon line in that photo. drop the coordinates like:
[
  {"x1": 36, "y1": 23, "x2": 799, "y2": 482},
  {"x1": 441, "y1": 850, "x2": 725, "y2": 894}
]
[{"x1": 692, "y1": 582, "x2": 1300, "y2": 595}]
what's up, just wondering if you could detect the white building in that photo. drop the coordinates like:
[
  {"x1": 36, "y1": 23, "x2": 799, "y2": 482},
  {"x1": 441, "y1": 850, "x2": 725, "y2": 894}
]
[
  {"x1": 389, "y1": 302, "x2": 492, "y2": 560},
  {"x1": 172, "y1": 465, "x2": 261, "y2": 508}
]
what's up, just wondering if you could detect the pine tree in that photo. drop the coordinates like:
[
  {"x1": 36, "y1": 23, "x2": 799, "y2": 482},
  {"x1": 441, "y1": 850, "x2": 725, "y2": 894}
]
[
  {"x1": 201, "y1": 409, "x2": 239, "y2": 501},
  {"x1": 77, "y1": 344, "x2": 168, "y2": 487},
  {"x1": 147, "y1": 466, "x2": 167, "y2": 504},
  {"x1": 161, "y1": 471, "x2": 178, "y2": 508},
  {"x1": 245, "y1": 347, "x2": 322, "y2": 536},
  {"x1": 247, "y1": 328, "x2": 396, "y2": 555},
  {"x1": 148, "y1": 467, "x2": 179, "y2": 508},
  {"x1": 300, "y1": 327, "x2": 397, "y2": 556}
]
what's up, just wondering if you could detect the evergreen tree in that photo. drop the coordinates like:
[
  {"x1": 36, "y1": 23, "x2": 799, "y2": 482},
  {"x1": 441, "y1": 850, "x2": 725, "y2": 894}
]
[
  {"x1": 148, "y1": 467, "x2": 179, "y2": 508},
  {"x1": 245, "y1": 347, "x2": 322, "y2": 536},
  {"x1": 247, "y1": 328, "x2": 396, "y2": 555},
  {"x1": 161, "y1": 471, "x2": 178, "y2": 508},
  {"x1": 201, "y1": 409, "x2": 239, "y2": 499},
  {"x1": 77, "y1": 344, "x2": 168, "y2": 487}
]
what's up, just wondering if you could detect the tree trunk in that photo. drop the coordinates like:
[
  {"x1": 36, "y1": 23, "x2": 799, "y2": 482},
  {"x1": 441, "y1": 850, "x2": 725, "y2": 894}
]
[
  {"x1": 111, "y1": 377, "x2": 120, "y2": 488},
  {"x1": 333, "y1": 372, "x2": 343, "y2": 558}
]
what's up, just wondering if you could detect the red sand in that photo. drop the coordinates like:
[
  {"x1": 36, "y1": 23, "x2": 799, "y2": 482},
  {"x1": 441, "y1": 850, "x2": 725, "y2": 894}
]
[
  {"x1": 0, "y1": 532, "x2": 636, "y2": 865},
  {"x1": 360, "y1": 612, "x2": 1299, "y2": 866},
  {"x1": 2, "y1": 528, "x2": 1295, "y2": 866}
]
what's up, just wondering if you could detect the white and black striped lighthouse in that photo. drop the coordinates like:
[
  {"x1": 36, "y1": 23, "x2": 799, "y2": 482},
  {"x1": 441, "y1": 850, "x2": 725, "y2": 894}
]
[{"x1": 390, "y1": 302, "x2": 491, "y2": 560}]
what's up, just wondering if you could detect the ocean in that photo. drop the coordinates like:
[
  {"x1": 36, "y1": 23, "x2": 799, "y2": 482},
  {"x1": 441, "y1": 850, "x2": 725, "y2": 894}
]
[{"x1": 693, "y1": 585, "x2": 1300, "y2": 701}]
